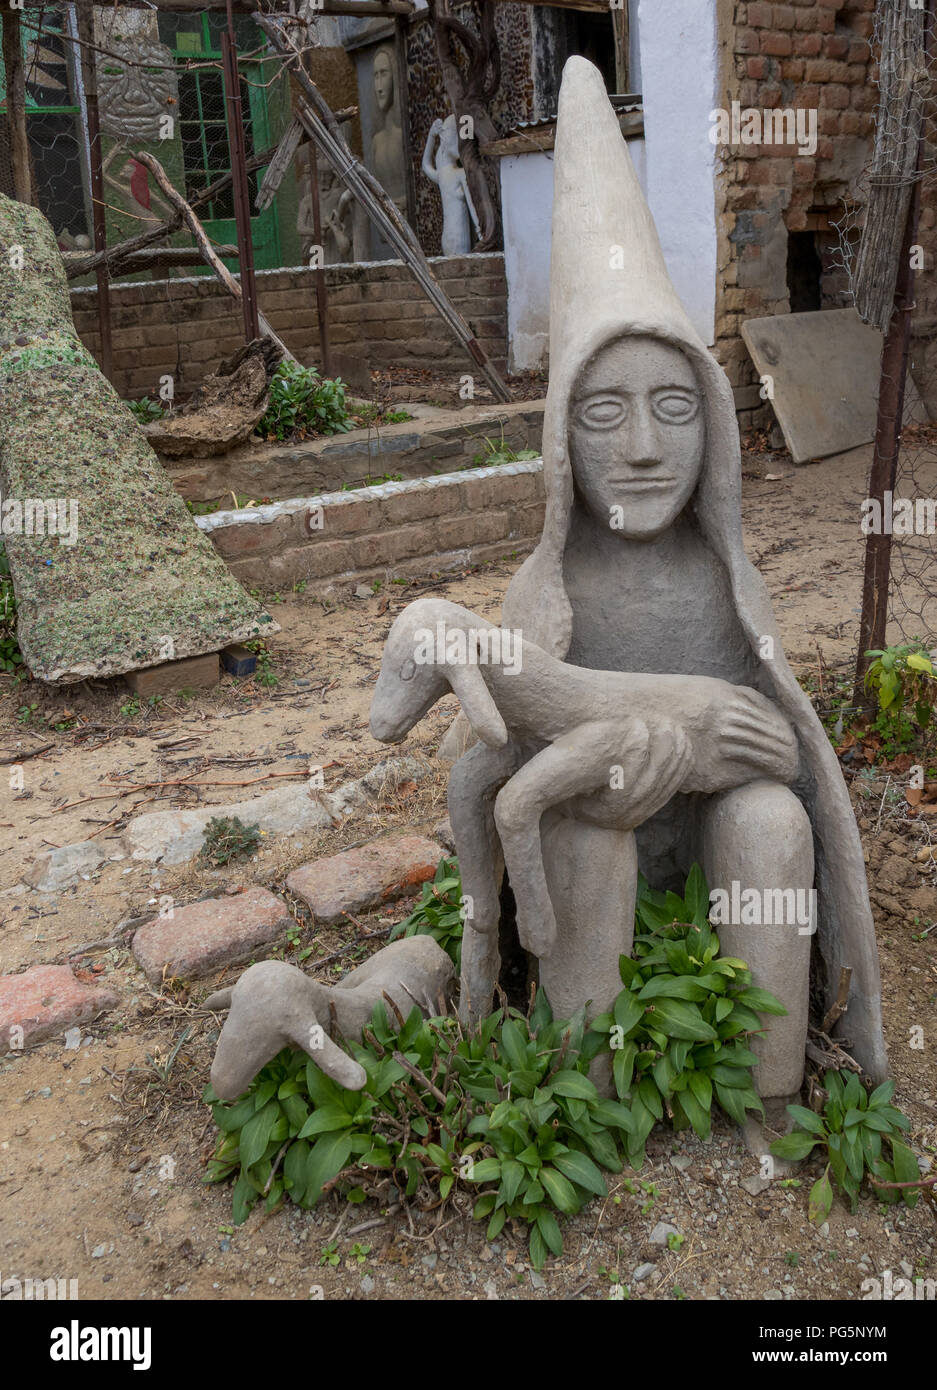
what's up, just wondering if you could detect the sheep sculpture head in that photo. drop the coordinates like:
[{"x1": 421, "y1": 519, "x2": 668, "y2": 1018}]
[{"x1": 370, "y1": 597, "x2": 510, "y2": 750}]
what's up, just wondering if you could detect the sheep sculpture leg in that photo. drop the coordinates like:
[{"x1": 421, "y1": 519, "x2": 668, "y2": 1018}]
[{"x1": 493, "y1": 719, "x2": 693, "y2": 959}]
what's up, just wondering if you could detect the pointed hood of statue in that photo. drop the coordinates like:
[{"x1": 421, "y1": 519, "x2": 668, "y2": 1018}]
[{"x1": 501, "y1": 57, "x2": 888, "y2": 1082}]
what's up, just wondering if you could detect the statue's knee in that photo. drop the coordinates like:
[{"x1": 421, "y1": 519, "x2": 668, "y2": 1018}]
[{"x1": 709, "y1": 780, "x2": 812, "y2": 861}]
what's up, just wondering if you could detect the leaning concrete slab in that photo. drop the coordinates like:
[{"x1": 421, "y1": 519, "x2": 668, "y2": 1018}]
[
  {"x1": 742, "y1": 308, "x2": 926, "y2": 464},
  {"x1": 0, "y1": 194, "x2": 276, "y2": 683}
]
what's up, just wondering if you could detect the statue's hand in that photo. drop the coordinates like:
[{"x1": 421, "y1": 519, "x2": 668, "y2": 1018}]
[{"x1": 707, "y1": 685, "x2": 799, "y2": 785}]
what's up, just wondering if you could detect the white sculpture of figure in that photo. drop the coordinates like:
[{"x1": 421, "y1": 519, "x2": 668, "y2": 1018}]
[{"x1": 422, "y1": 115, "x2": 481, "y2": 256}]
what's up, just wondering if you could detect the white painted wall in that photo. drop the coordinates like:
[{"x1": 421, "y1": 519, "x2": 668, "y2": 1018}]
[
  {"x1": 501, "y1": 137, "x2": 647, "y2": 374},
  {"x1": 636, "y1": 0, "x2": 719, "y2": 346}
]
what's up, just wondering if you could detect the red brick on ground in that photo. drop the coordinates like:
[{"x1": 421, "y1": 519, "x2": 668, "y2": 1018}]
[
  {"x1": 0, "y1": 965, "x2": 119, "y2": 1052},
  {"x1": 286, "y1": 834, "x2": 444, "y2": 924},
  {"x1": 131, "y1": 887, "x2": 292, "y2": 984}
]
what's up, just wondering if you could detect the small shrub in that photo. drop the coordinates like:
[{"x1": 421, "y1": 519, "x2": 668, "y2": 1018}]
[
  {"x1": 471, "y1": 428, "x2": 539, "y2": 468},
  {"x1": 0, "y1": 542, "x2": 23, "y2": 677},
  {"x1": 389, "y1": 857, "x2": 465, "y2": 966},
  {"x1": 863, "y1": 640, "x2": 937, "y2": 755},
  {"x1": 770, "y1": 1071, "x2": 916, "y2": 1220},
  {"x1": 587, "y1": 865, "x2": 786, "y2": 1166},
  {"x1": 127, "y1": 396, "x2": 166, "y2": 425},
  {"x1": 259, "y1": 362, "x2": 351, "y2": 441},
  {"x1": 199, "y1": 816, "x2": 262, "y2": 867}
]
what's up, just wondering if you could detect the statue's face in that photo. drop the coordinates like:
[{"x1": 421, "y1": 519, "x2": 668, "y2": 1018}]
[
  {"x1": 569, "y1": 336, "x2": 705, "y2": 540},
  {"x1": 374, "y1": 51, "x2": 394, "y2": 113}
]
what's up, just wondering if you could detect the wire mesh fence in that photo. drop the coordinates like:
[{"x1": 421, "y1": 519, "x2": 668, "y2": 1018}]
[{"x1": 833, "y1": 0, "x2": 937, "y2": 652}]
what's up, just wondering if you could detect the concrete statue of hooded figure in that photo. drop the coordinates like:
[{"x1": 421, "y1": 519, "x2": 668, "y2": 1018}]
[{"x1": 438, "y1": 57, "x2": 888, "y2": 1114}]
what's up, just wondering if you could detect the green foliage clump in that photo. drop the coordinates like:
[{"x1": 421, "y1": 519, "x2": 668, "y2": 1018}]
[
  {"x1": 770, "y1": 1071, "x2": 917, "y2": 1221},
  {"x1": 587, "y1": 866, "x2": 785, "y2": 1166},
  {"x1": 388, "y1": 856, "x2": 464, "y2": 966},
  {"x1": 0, "y1": 542, "x2": 23, "y2": 676},
  {"x1": 127, "y1": 396, "x2": 166, "y2": 425},
  {"x1": 199, "y1": 815, "x2": 262, "y2": 866},
  {"x1": 259, "y1": 362, "x2": 351, "y2": 441},
  {"x1": 864, "y1": 640, "x2": 937, "y2": 755},
  {"x1": 203, "y1": 992, "x2": 630, "y2": 1268},
  {"x1": 471, "y1": 431, "x2": 539, "y2": 468}
]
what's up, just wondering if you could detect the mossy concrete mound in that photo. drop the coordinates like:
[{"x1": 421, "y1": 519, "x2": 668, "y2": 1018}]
[{"x1": 0, "y1": 193, "x2": 275, "y2": 683}]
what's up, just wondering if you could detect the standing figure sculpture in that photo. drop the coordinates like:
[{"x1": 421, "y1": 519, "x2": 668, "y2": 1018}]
[
  {"x1": 370, "y1": 46, "x2": 408, "y2": 221},
  {"x1": 434, "y1": 58, "x2": 888, "y2": 1123},
  {"x1": 422, "y1": 115, "x2": 481, "y2": 256}
]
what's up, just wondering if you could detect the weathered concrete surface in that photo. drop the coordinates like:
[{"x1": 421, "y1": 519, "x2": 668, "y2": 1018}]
[
  {"x1": 207, "y1": 936, "x2": 455, "y2": 1099},
  {"x1": 132, "y1": 887, "x2": 292, "y2": 984},
  {"x1": 0, "y1": 193, "x2": 276, "y2": 683},
  {"x1": 0, "y1": 965, "x2": 119, "y2": 1051},
  {"x1": 742, "y1": 309, "x2": 926, "y2": 464},
  {"x1": 25, "y1": 841, "x2": 107, "y2": 893},
  {"x1": 122, "y1": 755, "x2": 433, "y2": 866},
  {"x1": 286, "y1": 833, "x2": 444, "y2": 924},
  {"x1": 164, "y1": 400, "x2": 544, "y2": 503}
]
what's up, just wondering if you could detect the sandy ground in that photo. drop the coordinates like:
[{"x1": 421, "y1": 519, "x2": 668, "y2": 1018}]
[{"x1": 0, "y1": 441, "x2": 935, "y2": 1303}]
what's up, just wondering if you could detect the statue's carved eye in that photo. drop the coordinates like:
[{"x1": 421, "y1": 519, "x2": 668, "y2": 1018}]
[
  {"x1": 400, "y1": 658, "x2": 417, "y2": 682},
  {"x1": 652, "y1": 390, "x2": 699, "y2": 424},
  {"x1": 577, "y1": 396, "x2": 626, "y2": 429}
]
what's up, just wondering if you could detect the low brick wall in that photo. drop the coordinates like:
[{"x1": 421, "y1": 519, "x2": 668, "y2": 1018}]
[
  {"x1": 165, "y1": 400, "x2": 544, "y2": 504},
  {"x1": 70, "y1": 254, "x2": 508, "y2": 402},
  {"x1": 195, "y1": 459, "x2": 545, "y2": 594}
]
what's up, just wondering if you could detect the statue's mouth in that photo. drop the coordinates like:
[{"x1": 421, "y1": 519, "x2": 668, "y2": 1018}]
[{"x1": 609, "y1": 476, "x2": 676, "y2": 492}]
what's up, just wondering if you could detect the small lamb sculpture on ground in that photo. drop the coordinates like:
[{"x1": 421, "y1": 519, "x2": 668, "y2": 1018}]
[
  {"x1": 205, "y1": 935, "x2": 454, "y2": 1100},
  {"x1": 370, "y1": 597, "x2": 799, "y2": 960}
]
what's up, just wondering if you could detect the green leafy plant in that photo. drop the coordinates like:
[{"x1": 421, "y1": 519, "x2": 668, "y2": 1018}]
[
  {"x1": 388, "y1": 856, "x2": 464, "y2": 966},
  {"x1": 127, "y1": 396, "x2": 166, "y2": 425},
  {"x1": 203, "y1": 991, "x2": 633, "y2": 1270},
  {"x1": 586, "y1": 865, "x2": 786, "y2": 1167},
  {"x1": 340, "y1": 472, "x2": 404, "y2": 492},
  {"x1": 245, "y1": 639, "x2": 277, "y2": 687},
  {"x1": 864, "y1": 641, "x2": 937, "y2": 755},
  {"x1": 199, "y1": 815, "x2": 262, "y2": 867},
  {"x1": 384, "y1": 410, "x2": 413, "y2": 424},
  {"x1": 259, "y1": 362, "x2": 351, "y2": 441},
  {"x1": 471, "y1": 427, "x2": 539, "y2": 468},
  {"x1": 769, "y1": 1072, "x2": 917, "y2": 1220},
  {"x1": 0, "y1": 543, "x2": 23, "y2": 676}
]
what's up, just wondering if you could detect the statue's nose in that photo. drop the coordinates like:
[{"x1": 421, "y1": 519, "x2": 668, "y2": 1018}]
[{"x1": 627, "y1": 399, "x2": 661, "y2": 467}]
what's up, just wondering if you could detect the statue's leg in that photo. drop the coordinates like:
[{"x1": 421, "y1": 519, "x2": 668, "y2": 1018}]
[
  {"x1": 539, "y1": 814, "x2": 637, "y2": 1093},
  {"x1": 701, "y1": 779, "x2": 812, "y2": 1108}
]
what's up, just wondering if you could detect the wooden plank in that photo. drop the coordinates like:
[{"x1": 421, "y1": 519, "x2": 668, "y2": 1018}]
[
  {"x1": 43, "y1": 1, "x2": 415, "y2": 14},
  {"x1": 63, "y1": 245, "x2": 239, "y2": 274},
  {"x1": 255, "y1": 116, "x2": 304, "y2": 212},
  {"x1": 481, "y1": 110, "x2": 643, "y2": 158},
  {"x1": 255, "y1": 12, "x2": 512, "y2": 404},
  {"x1": 126, "y1": 653, "x2": 220, "y2": 697}
]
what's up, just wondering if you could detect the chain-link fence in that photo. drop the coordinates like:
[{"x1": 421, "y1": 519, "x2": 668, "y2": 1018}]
[{"x1": 833, "y1": 0, "x2": 937, "y2": 651}]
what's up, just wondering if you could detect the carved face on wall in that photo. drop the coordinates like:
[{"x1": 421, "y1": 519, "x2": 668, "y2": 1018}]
[
  {"x1": 373, "y1": 49, "x2": 395, "y2": 115},
  {"x1": 568, "y1": 335, "x2": 705, "y2": 540}
]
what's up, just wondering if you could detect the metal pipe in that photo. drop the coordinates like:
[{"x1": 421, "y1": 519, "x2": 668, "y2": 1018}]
[{"x1": 222, "y1": 0, "x2": 260, "y2": 344}]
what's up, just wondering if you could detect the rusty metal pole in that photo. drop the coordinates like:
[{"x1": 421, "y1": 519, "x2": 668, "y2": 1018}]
[
  {"x1": 75, "y1": 4, "x2": 112, "y2": 382},
  {"x1": 305, "y1": 139, "x2": 333, "y2": 378},
  {"x1": 221, "y1": 0, "x2": 260, "y2": 344},
  {"x1": 852, "y1": 158, "x2": 925, "y2": 709},
  {"x1": 2, "y1": 9, "x2": 32, "y2": 204},
  {"x1": 852, "y1": 1, "x2": 932, "y2": 710}
]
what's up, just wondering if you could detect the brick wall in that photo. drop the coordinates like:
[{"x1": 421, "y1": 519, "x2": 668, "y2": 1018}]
[
  {"x1": 716, "y1": 0, "x2": 937, "y2": 432},
  {"x1": 195, "y1": 459, "x2": 545, "y2": 594},
  {"x1": 69, "y1": 254, "x2": 508, "y2": 402}
]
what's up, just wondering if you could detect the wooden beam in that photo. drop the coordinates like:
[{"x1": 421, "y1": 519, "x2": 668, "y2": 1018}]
[
  {"x1": 254, "y1": 11, "x2": 511, "y2": 403},
  {"x1": 255, "y1": 116, "x2": 304, "y2": 212},
  {"x1": 63, "y1": 245, "x2": 238, "y2": 275},
  {"x1": 481, "y1": 109, "x2": 643, "y2": 159},
  {"x1": 1, "y1": 9, "x2": 32, "y2": 204},
  {"x1": 36, "y1": 0, "x2": 415, "y2": 14},
  {"x1": 134, "y1": 151, "x2": 296, "y2": 363}
]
